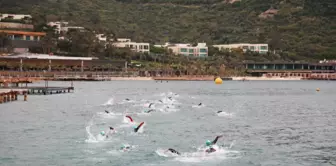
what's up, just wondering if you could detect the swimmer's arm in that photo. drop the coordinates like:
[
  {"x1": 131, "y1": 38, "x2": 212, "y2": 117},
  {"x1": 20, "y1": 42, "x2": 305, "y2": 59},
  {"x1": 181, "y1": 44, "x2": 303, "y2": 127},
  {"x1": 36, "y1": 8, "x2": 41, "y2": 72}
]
[{"x1": 212, "y1": 135, "x2": 223, "y2": 144}]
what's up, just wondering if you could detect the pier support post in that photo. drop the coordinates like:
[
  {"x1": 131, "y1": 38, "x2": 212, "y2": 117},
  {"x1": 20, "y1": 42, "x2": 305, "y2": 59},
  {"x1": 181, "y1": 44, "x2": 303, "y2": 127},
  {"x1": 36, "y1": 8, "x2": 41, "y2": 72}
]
[
  {"x1": 20, "y1": 59, "x2": 23, "y2": 72},
  {"x1": 0, "y1": 95, "x2": 3, "y2": 104},
  {"x1": 48, "y1": 60, "x2": 51, "y2": 72},
  {"x1": 14, "y1": 92, "x2": 18, "y2": 101},
  {"x1": 7, "y1": 93, "x2": 10, "y2": 102},
  {"x1": 3, "y1": 95, "x2": 7, "y2": 103},
  {"x1": 81, "y1": 60, "x2": 84, "y2": 72},
  {"x1": 11, "y1": 92, "x2": 15, "y2": 101},
  {"x1": 24, "y1": 92, "x2": 27, "y2": 101}
]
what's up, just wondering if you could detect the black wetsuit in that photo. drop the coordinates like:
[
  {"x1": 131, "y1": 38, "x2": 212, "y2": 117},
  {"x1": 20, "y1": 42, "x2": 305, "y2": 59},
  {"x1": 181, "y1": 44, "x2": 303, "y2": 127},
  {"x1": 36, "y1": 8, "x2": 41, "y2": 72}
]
[
  {"x1": 105, "y1": 110, "x2": 110, "y2": 113},
  {"x1": 168, "y1": 148, "x2": 181, "y2": 155},
  {"x1": 159, "y1": 100, "x2": 163, "y2": 103},
  {"x1": 206, "y1": 136, "x2": 222, "y2": 153},
  {"x1": 217, "y1": 111, "x2": 223, "y2": 113},
  {"x1": 146, "y1": 109, "x2": 155, "y2": 113},
  {"x1": 134, "y1": 122, "x2": 144, "y2": 133},
  {"x1": 198, "y1": 103, "x2": 202, "y2": 106},
  {"x1": 149, "y1": 103, "x2": 154, "y2": 108},
  {"x1": 125, "y1": 98, "x2": 130, "y2": 101}
]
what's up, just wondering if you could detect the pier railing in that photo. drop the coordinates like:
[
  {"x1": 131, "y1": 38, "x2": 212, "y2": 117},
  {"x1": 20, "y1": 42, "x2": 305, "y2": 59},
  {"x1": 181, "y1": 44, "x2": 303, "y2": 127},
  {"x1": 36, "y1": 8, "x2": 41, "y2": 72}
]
[{"x1": 0, "y1": 71, "x2": 140, "y2": 79}]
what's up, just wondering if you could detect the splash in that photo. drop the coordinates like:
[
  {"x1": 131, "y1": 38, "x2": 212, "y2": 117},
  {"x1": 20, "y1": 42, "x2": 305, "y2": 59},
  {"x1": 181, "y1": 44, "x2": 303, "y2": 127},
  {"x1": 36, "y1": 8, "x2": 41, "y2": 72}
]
[
  {"x1": 174, "y1": 145, "x2": 240, "y2": 163},
  {"x1": 155, "y1": 148, "x2": 180, "y2": 157},
  {"x1": 217, "y1": 111, "x2": 234, "y2": 118},
  {"x1": 102, "y1": 98, "x2": 114, "y2": 106},
  {"x1": 85, "y1": 121, "x2": 98, "y2": 143},
  {"x1": 97, "y1": 111, "x2": 121, "y2": 119},
  {"x1": 192, "y1": 104, "x2": 206, "y2": 108},
  {"x1": 154, "y1": 143, "x2": 240, "y2": 163}
]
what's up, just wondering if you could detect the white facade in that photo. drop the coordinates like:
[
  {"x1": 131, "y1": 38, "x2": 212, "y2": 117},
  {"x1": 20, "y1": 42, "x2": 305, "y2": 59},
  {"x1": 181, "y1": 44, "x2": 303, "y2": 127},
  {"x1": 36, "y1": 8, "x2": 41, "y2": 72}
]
[
  {"x1": 0, "y1": 14, "x2": 32, "y2": 20},
  {"x1": 48, "y1": 21, "x2": 84, "y2": 34},
  {"x1": 156, "y1": 42, "x2": 208, "y2": 57},
  {"x1": 112, "y1": 38, "x2": 150, "y2": 53},
  {"x1": 8, "y1": 53, "x2": 97, "y2": 60},
  {"x1": 96, "y1": 34, "x2": 107, "y2": 42},
  {"x1": 213, "y1": 43, "x2": 269, "y2": 54}
]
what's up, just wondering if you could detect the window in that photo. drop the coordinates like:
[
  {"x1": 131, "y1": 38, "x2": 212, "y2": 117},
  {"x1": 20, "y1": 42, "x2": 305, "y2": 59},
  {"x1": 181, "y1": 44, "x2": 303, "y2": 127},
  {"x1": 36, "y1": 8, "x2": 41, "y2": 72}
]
[
  {"x1": 189, "y1": 54, "x2": 194, "y2": 56},
  {"x1": 139, "y1": 45, "x2": 143, "y2": 49},
  {"x1": 26, "y1": 36, "x2": 31, "y2": 40},
  {"x1": 260, "y1": 46, "x2": 268, "y2": 50},
  {"x1": 242, "y1": 46, "x2": 249, "y2": 49},
  {"x1": 34, "y1": 36, "x2": 38, "y2": 41},
  {"x1": 130, "y1": 45, "x2": 133, "y2": 48},
  {"x1": 200, "y1": 48, "x2": 207, "y2": 53},
  {"x1": 180, "y1": 48, "x2": 187, "y2": 52},
  {"x1": 250, "y1": 46, "x2": 255, "y2": 50},
  {"x1": 199, "y1": 54, "x2": 207, "y2": 57},
  {"x1": 144, "y1": 45, "x2": 149, "y2": 50},
  {"x1": 189, "y1": 49, "x2": 194, "y2": 53}
]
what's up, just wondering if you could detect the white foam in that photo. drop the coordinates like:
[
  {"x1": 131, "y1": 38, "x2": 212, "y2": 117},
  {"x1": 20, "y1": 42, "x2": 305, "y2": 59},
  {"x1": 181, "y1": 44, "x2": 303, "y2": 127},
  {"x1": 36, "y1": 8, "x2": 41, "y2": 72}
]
[
  {"x1": 85, "y1": 121, "x2": 99, "y2": 143},
  {"x1": 217, "y1": 111, "x2": 234, "y2": 118},
  {"x1": 97, "y1": 112, "x2": 121, "y2": 118},
  {"x1": 174, "y1": 145, "x2": 240, "y2": 163},
  {"x1": 102, "y1": 98, "x2": 114, "y2": 106},
  {"x1": 192, "y1": 104, "x2": 206, "y2": 108},
  {"x1": 155, "y1": 148, "x2": 179, "y2": 157}
]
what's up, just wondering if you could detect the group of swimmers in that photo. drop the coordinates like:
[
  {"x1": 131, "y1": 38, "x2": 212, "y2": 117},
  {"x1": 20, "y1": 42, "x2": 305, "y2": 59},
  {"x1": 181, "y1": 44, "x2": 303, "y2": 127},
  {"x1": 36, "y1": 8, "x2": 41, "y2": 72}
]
[{"x1": 101, "y1": 95, "x2": 223, "y2": 154}]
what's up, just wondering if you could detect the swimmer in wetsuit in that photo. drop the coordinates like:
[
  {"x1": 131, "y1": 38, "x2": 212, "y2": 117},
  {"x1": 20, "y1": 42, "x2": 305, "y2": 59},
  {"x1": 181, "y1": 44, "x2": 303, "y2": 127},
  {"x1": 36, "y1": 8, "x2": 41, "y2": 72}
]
[
  {"x1": 217, "y1": 111, "x2": 223, "y2": 113},
  {"x1": 105, "y1": 110, "x2": 110, "y2": 114},
  {"x1": 144, "y1": 109, "x2": 155, "y2": 113},
  {"x1": 167, "y1": 148, "x2": 181, "y2": 155},
  {"x1": 205, "y1": 135, "x2": 223, "y2": 153},
  {"x1": 133, "y1": 122, "x2": 144, "y2": 133},
  {"x1": 198, "y1": 103, "x2": 202, "y2": 106}
]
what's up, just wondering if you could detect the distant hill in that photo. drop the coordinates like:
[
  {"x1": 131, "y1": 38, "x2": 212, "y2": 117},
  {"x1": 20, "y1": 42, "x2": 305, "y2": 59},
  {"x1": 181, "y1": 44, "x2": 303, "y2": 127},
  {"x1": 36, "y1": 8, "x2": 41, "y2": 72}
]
[{"x1": 1, "y1": 0, "x2": 335, "y2": 59}]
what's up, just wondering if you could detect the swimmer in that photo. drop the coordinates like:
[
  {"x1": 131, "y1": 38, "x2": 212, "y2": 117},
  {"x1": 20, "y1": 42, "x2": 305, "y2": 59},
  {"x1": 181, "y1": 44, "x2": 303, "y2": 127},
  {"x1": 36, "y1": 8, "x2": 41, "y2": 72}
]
[
  {"x1": 133, "y1": 122, "x2": 144, "y2": 133},
  {"x1": 217, "y1": 111, "x2": 223, "y2": 113},
  {"x1": 105, "y1": 110, "x2": 110, "y2": 114},
  {"x1": 106, "y1": 127, "x2": 115, "y2": 138},
  {"x1": 159, "y1": 100, "x2": 163, "y2": 103},
  {"x1": 198, "y1": 103, "x2": 202, "y2": 106},
  {"x1": 120, "y1": 144, "x2": 131, "y2": 151},
  {"x1": 125, "y1": 115, "x2": 134, "y2": 123},
  {"x1": 148, "y1": 103, "x2": 154, "y2": 108},
  {"x1": 205, "y1": 135, "x2": 223, "y2": 153},
  {"x1": 144, "y1": 109, "x2": 155, "y2": 113},
  {"x1": 166, "y1": 148, "x2": 181, "y2": 155},
  {"x1": 100, "y1": 131, "x2": 106, "y2": 139},
  {"x1": 125, "y1": 98, "x2": 130, "y2": 101}
]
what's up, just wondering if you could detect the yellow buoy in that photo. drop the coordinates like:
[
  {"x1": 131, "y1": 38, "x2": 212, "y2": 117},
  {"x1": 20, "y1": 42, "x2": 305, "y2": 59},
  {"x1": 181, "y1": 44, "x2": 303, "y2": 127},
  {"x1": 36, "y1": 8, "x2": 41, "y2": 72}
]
[
  {"x1": 316, "y1": 88, "x2": 320, "y2": 92},
  {"x1": 215, "y1": 77, "x2": 223, "y2": 84}
]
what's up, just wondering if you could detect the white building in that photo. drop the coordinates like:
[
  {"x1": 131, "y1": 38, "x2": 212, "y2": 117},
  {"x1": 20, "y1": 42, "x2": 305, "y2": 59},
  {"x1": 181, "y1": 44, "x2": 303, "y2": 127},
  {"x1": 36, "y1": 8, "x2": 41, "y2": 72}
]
[
  {"x1": 213, "y1": 43, "x2": 269, "y2": 54},
  {"x1": 155, "y1": 42, "x2": 208, "y2": 57},
  {"x1": 48, "y1": 21, "x2": 85, "y2": 34},
  {"x1": 0, "y1": 14, "x2": 32, "y2": 21},
  {"x1": 96, "y1": 34, "x2": 107, "y2": 42},
  {"x1": 112, "y1": 38, "x2": 150, "y2": 53}
]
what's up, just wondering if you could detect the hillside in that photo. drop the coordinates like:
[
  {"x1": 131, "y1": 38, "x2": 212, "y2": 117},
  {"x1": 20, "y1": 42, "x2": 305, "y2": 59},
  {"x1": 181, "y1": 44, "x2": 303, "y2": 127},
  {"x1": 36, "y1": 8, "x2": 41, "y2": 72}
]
[{"x1": 1, "y1": 0, "x2": 336, "y2": 59}]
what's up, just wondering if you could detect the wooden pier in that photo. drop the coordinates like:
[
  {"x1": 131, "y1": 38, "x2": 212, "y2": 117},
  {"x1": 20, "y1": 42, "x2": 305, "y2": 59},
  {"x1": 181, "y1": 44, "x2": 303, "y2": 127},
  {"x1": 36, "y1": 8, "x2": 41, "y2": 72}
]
[{"x1": 0, "y1": 90, "x2": 27, "y2": 104}]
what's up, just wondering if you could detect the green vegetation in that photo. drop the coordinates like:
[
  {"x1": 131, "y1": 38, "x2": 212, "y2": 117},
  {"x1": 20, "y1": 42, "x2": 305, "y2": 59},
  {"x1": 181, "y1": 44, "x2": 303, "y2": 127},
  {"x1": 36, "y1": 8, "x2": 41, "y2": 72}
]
[{"x1": 0, "y1": 0, "x2": 335, "y2": 75}]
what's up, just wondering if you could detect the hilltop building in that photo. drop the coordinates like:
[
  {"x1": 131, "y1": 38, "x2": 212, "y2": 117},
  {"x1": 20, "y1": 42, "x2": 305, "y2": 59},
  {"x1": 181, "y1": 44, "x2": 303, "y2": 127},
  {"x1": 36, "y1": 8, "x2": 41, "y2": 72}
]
[
  {"x1": 213, "y1": 43, "x2": 269, "y2": 54},
  {"x1": 112, "y1": 38, "x2": 150, "y2": 53},
  {"x1": 0, "y1": 14, "x2": 32, "y2": 21},
  {"x1": 47, "y1": 21, "x2": 85, "y2": 34},
  {"x1": 155, "y1": 42, "x2": 208, "y2": 57}
]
